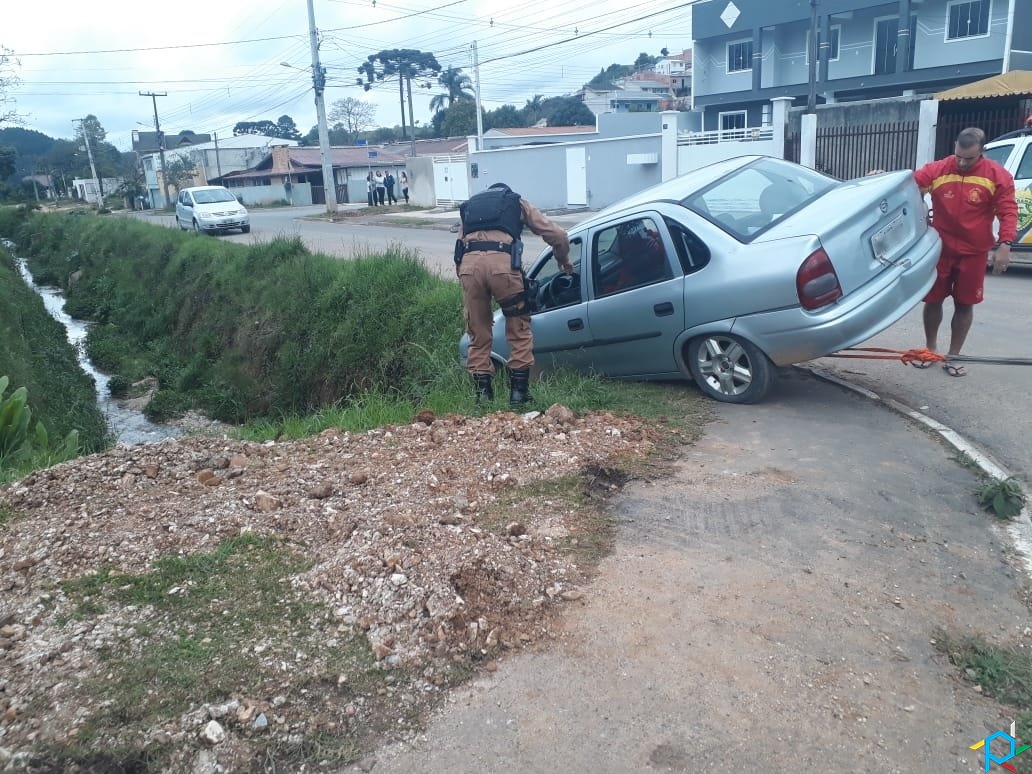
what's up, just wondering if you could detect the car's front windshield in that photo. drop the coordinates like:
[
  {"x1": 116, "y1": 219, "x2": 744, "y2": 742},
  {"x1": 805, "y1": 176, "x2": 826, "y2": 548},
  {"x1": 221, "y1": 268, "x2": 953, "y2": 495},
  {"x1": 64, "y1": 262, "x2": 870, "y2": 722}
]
[
  {"x1": 683, "y1": 158, "x2": 837, "y2": 242},
  {"x1": 193, "y1": 189, "x2": 237, "y2": 204}
]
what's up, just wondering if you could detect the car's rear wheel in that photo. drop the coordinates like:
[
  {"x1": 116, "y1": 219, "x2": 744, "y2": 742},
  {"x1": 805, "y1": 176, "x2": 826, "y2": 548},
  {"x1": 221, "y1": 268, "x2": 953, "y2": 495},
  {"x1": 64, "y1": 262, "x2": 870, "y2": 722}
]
[{"x1": 687, "y1": 333, "x2": 774, "y2": 404}]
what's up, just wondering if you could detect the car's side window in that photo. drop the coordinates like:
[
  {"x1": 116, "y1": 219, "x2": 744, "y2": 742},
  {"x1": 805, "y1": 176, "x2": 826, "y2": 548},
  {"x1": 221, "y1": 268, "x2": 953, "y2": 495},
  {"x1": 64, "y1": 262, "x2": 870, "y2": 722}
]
[
  {"x1": 591, "y1": 217, "x2": 672, "y2": 298},
  {"x1": 531, "y1": 238, "x2": 583, "y2": 312},
  {"x1": 982, "y1": 144, "x2": 1014, "y2": 169},
  {"x1": 664, "y1": 218, "x2": 711, "y2": 275},
  {"x1": 1015, "y1": 144, "x2": 1032, "y2": 181}
]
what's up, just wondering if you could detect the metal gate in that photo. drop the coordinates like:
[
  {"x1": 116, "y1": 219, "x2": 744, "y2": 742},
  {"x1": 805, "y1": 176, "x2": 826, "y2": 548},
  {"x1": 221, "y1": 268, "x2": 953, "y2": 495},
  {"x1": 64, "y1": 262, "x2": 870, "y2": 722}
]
[
  {"x1": 433, "y1": 155, "x2": 469, "y2": 206},
  {"x1": 935, "y1": 98, "x2": 1032, "y2": 158},
  {"x1": 786, "y1": 121, "x2": 918, "y2": 179}
]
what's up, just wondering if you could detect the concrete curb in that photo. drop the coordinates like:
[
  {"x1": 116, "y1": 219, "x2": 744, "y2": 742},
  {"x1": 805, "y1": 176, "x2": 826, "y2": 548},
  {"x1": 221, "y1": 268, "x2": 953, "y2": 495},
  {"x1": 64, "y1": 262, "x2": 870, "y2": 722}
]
[{"x1": 800, "y1": 364, "x2": 1032, "y2": 579}]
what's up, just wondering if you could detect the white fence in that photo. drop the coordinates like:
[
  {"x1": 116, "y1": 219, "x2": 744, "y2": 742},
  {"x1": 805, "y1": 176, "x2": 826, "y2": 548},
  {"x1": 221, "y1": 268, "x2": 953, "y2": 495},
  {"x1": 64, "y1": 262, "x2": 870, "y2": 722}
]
[{"x1": 676, "y1": 127, "x2": 779, "y2": 174}]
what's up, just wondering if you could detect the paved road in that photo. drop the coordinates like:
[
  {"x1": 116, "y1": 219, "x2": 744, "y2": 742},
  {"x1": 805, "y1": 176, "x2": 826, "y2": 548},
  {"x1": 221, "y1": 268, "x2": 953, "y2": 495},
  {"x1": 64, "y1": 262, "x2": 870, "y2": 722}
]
[
  {"x1": 142, "y1": 206, "x2": 1032, "y2": 481},
  {"x1": 145, "y1": 205, "x2": 561, "y2": 277},
  {"x1": 365, "y1": 370, "x2": 1031, "y2": 774},
  {"x1": 812, "y1": 267, "x2": 1032, "y2": 479}
]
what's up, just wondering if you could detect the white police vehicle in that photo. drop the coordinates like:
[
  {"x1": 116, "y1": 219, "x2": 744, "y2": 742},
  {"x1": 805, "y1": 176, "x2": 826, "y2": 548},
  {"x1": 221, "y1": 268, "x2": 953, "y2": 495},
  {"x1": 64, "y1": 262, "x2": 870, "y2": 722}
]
[{"x1": 984, "y1": 125, "x2": 1032, "y2": 266}]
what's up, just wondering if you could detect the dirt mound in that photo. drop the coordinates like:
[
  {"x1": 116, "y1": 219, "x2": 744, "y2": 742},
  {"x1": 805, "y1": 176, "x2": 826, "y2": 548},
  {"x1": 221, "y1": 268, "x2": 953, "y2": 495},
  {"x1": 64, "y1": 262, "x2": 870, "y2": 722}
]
[{"x1": 0, "y1": 405, "x2": 655, "y2": 769}]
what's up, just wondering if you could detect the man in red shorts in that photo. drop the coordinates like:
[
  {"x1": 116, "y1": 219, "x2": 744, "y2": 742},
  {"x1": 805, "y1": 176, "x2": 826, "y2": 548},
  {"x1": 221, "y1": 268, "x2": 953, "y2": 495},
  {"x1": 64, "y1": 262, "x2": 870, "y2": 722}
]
[{"x1": 913, "y1": 127, "x2": 1017, "y2": 376}]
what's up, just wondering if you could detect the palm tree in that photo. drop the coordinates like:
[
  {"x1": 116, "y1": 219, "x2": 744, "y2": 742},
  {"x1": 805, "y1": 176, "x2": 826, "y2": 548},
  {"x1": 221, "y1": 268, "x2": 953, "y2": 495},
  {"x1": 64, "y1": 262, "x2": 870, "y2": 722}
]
[{"x1": 430, "y1": 66, "x2": 474, "y2": 112}]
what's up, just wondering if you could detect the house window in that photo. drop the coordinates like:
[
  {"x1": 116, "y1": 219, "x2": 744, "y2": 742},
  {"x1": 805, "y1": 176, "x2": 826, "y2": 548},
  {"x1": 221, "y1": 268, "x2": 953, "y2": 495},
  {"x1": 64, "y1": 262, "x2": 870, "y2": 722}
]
[
  {"x1": 946, "y1": 0, "x2": 991, "y2": 40},
  {"x1": 727, "y1": 40, "x2": 753, "y2": 73},
  {"x1": 719, "y1": 111, "x2": 747, "y2": 132},
  {"x1": 807, "y1": 25, "x2": 841, "y2": 63}
]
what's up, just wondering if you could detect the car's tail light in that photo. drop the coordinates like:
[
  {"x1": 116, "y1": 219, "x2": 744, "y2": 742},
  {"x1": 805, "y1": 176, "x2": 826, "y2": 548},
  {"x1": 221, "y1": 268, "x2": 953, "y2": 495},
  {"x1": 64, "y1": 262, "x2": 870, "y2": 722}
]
[{"x1": 796, "y1": 248, "x2": 842, "y2": 310}]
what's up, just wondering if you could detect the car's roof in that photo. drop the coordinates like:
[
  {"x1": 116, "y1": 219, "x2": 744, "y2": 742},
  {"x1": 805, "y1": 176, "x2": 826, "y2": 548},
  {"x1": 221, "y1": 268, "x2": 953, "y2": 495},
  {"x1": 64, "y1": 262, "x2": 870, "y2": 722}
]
[
  {"x1": 987, "y1": 127, "x2": 1032, "y2": 145},
  {"x1": 573, "y1": 155, "x2": 765, "y2": 230},
  {"x1": 183, "y1": 185, "x2": 230, "y2": 192}
]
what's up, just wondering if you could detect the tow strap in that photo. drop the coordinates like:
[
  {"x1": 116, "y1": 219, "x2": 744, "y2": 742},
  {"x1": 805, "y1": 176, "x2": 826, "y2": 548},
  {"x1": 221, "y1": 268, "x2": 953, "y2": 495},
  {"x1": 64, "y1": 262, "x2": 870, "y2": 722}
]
[{"x1": 825, "y1": 347, "x2": 1032, "y2": 366}]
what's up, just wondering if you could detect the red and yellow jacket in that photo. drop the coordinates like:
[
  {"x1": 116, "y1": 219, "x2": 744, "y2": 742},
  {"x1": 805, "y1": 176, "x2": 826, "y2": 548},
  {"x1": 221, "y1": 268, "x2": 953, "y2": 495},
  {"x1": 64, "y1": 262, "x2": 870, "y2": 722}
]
[{"x1": 913, "y1": 155, "x2": 1017, "y2": 255}]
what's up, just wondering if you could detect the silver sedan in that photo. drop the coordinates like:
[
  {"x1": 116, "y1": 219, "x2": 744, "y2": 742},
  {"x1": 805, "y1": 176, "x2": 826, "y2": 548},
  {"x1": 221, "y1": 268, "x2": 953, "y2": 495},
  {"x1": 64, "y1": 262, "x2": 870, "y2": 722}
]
[{"x1": 460, "y1": 155, "x2": 941, "y2": 403}]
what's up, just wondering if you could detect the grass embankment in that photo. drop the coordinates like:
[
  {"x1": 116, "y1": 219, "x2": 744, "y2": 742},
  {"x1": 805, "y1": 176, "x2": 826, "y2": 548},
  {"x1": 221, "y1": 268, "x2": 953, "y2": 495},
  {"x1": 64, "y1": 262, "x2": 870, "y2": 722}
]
[
  {"x1": 0, "y1": 209, "x2": 711, "y2": 439},
  {"x1": 0, "y1": 214, "x2": 110, "y2": 480}
]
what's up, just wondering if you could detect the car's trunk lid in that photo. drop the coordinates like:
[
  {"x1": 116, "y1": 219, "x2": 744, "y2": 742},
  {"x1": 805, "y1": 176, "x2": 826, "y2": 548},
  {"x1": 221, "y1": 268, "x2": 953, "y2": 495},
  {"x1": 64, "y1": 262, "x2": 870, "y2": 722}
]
[{"x1": 757, "y1": 171, "x2": 928, "y2": 297}]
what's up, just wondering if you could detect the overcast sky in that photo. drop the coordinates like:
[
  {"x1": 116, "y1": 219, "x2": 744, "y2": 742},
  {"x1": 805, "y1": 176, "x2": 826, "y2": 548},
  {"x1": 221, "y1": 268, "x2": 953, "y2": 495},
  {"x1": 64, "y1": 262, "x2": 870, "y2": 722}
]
[{"x1": 3, "y1": 0, "x2": 694, "y2": 151}]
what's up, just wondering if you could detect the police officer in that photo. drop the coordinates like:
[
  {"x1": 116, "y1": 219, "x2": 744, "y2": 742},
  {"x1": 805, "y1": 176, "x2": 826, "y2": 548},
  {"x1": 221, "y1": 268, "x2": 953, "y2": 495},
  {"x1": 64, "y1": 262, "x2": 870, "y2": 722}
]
[{"x1": 457, "y1": 183, "x2": 571, "y2": 405}]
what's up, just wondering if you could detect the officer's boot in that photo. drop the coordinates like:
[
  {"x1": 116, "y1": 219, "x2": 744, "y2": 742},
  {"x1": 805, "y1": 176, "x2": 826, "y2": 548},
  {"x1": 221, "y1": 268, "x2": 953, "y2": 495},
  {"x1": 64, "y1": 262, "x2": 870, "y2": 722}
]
[
  {"x1": 509, "y1": 368, "x2": 532, "y2": 406},
  {"x1": 473, "y1": 373, "x2": 494, "y2": 405}
]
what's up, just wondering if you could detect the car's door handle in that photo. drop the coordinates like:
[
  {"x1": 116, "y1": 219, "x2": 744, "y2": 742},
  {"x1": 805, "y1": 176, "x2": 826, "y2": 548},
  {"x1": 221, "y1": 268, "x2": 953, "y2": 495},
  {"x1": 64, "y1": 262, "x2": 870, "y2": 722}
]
[
  {"x1": 567, "y1": 318, "x2": 584, "y2": 331},
  {"x1": 653, "y1": 302, "x2": 674, "y2": 317}
]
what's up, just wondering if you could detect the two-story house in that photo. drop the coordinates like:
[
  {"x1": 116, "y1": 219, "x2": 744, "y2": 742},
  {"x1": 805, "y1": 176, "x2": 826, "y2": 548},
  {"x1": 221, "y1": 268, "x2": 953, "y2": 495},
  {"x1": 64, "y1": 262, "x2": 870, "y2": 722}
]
[
  {"x1": 655, "y1": 48, "x2": 693, "y2": 102},
  {"x1": 690, "y1": 0, "x2": 1031, "y2": 131}
]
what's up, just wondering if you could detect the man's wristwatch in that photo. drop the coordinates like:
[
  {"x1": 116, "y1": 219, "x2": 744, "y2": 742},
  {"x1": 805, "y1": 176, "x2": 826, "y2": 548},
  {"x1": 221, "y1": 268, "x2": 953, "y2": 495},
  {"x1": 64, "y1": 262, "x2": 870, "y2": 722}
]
[{"x1": 998, "y1": 240, "x2": 1013, "y2": 246}]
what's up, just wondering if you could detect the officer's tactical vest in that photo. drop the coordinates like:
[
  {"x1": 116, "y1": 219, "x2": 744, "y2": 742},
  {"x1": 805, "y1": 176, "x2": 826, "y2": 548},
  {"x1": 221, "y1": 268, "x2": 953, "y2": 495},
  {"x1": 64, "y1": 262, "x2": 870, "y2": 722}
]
[{"x1": 460, "y1": 187, "x2": 523, "y2": 241}]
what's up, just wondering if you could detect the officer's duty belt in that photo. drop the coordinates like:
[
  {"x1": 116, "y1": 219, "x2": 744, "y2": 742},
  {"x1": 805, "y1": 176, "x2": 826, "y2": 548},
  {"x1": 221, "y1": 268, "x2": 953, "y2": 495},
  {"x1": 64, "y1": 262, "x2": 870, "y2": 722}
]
[{"x1": 464, "y1": 240, "x2": 513, "y2": 255}]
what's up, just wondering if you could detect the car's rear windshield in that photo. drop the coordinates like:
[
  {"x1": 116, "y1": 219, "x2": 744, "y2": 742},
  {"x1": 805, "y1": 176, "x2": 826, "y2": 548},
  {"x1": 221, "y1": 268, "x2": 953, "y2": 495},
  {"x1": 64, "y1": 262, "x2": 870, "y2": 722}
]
[
  {"x1": 682, "y1": 158, "x2": 837, "y2": 242},
  {"x1": 193, "y1": 189, "x2": 237, "y2": 204}
]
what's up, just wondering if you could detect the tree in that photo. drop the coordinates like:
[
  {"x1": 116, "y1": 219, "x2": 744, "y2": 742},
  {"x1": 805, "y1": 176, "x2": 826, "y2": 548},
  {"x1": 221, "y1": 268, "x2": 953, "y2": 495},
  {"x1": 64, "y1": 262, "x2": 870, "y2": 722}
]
[
  {"x1": 540, "y1": 96, "x2": 595, "y2": 127},
  {"x1": 234, "y1": 120, "x2": 279, "y2": 137},
  {"x1": 521, "y1": 95, "x2": 546, "y2": 126},
  {"x1": 1, "y1": 46, "x2": 22, "y2": 128},
  {"x1": 163, "y1": 156, "x2": 197, "y2": 193},
  {"x1": 0, "y1": 145, "x2": 15, "y2": 180},
  {"x1": 328, "y1": 97, "x2": 376, "y2": 142},
  {"x1": 484, "y1": 104, "x2": 524, "y2": 131},
  {"x1": 430, "y1": 66, "x2": 474, "y2": 113},
  {"x1": 274, "y1": 115, "x2": 302, "y2": 141},
  {"x1": 358, "y1": 49, "x2": 441, "y2": 141},
  {"x1": 634, "y1": 52, "x2": 659, "y2": 71},
  {"x1": 74, "y1": 115, "x2": 106, "y2": 149},
  {"x1": 440, "y1": 100, "x2": 481, "y2": 137}
]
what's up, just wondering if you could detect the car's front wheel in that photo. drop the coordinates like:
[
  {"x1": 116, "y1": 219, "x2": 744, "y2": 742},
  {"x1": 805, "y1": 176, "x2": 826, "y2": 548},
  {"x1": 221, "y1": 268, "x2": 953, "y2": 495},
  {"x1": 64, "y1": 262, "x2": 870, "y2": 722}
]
[
  {"x1": 687, "y1": 333, "x2": 774, "y2": 404},
  {"x1": 241, "y1": 225, "x2": 251, "y2": 234},
  {"x1": 192, "y1": 220, "x2": 202, "y2": 234}
]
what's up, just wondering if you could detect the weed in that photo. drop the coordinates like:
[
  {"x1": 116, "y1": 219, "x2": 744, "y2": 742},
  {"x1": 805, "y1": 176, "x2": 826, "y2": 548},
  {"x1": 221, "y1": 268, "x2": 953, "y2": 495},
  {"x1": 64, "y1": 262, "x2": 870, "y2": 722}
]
[
  {"x1": 936, "y1": 629, "x2": 1032, "y2": 773},
  {"x1": 976, "y1": 476, "x2": 1027, "y2": 520}
]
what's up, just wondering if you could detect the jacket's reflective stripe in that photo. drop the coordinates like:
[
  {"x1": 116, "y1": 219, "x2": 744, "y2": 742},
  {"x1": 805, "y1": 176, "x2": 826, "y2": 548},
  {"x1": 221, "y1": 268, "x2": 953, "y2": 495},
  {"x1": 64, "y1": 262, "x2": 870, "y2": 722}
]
[{"x1": 927, "y1": 174, "x2": 997, "y2": 195}]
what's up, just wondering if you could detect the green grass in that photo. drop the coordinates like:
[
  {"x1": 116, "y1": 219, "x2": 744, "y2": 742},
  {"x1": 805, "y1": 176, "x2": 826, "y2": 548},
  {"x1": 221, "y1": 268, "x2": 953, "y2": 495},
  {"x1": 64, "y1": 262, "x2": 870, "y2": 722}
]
[{"x1": 936, "y1": 630, "x2": 1032, "y2": 774}]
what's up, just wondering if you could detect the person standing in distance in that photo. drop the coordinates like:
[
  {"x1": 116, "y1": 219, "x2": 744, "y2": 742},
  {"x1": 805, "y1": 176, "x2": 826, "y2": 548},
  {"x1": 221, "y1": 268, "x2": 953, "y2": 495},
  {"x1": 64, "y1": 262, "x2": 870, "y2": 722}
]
[
  {"x1": 457, "y1": 183, "x2": 571, "y2": 405},
  {"x1": 912, "y1": 127, "x2": 1017, "y2": 376}
]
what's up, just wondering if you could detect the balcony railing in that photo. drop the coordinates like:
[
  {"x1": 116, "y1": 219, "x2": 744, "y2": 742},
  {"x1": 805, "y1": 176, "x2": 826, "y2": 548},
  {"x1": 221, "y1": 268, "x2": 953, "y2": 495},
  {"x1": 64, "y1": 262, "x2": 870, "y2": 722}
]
[{"x1": 678, "y1": 126, "x2": 774, "y2": 145}]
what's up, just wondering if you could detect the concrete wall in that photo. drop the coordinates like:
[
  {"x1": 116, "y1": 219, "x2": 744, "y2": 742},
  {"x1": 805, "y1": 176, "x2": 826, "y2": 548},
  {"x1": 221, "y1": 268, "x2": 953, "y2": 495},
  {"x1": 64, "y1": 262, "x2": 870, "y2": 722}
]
[
  {"x1": 787, "y1": 94, "x2": 924, "y2": 132},
  {"x1": 229, "y1": 182, "x2": 313, "y2": 207},
  {"x1": 469, "y1": 133, "x2": 662, "y2": 211},
  {"x1": 404, "y1": 156, "x2": 438, "y2": 207}
]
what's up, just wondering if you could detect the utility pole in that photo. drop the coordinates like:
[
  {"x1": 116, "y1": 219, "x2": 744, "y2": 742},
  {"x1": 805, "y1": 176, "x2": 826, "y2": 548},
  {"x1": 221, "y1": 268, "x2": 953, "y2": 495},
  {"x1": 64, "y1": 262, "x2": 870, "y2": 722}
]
[
  {"x1": 140, "y1": 91, "x2": 171, "y2": 208},
  {"x1": 213, "y1": 131, "x2": 223, "y2": 180},
  {"x1": 807, "y1": 0, "x2": 818, "y2": 114},
  {"x1": 307, "y1": 0, "x2": 338, "y2": 214},
  {"x1": 74, "y1": 118, "x2": 103, "y2": 205},
  {"x1": 472, "y1": 41, "x2": 484, "y2": 151}
]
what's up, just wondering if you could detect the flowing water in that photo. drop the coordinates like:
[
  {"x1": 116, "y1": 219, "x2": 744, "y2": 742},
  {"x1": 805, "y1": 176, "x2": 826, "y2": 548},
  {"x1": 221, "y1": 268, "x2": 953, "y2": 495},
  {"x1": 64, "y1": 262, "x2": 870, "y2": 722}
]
[{"x1": 10, "y1": 246, "x2": 182, "y2": 445}]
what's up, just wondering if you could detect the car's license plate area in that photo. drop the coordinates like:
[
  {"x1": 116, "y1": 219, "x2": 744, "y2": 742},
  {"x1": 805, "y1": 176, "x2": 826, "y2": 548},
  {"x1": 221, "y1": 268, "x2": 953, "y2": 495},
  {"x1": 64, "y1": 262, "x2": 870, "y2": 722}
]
[{"x1": 870, "y1": 213, "x2": 910, "y2": 265}]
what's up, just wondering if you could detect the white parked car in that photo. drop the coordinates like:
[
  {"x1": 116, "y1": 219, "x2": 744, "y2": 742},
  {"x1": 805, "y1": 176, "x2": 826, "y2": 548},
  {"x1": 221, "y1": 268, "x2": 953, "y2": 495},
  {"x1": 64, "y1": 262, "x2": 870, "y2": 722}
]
[
  {"x1": 983, "y1": 126, "x2": 1032, "y2": 266},
  {"x1": 175, "y1": 186, "x2": 250, "y2": 235}
]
